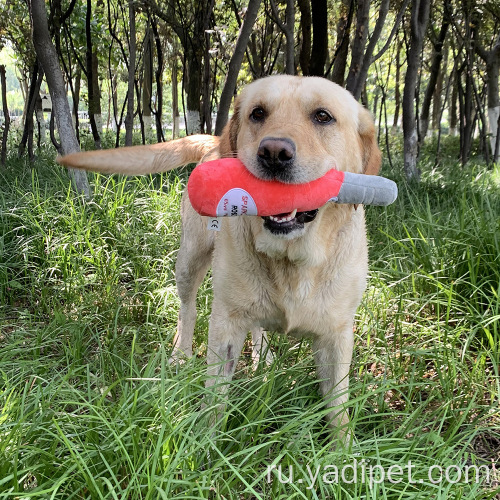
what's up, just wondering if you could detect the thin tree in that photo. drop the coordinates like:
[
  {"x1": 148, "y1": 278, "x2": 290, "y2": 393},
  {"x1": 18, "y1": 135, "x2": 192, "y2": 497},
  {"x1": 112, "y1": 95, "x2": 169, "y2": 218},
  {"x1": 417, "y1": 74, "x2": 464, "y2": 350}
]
[
  {"x1": 297, "y1": 0, "x2": 312, "y2": 75},
  {"x1": 455, "y1": 5, "x2": 476, "y2": 165},
  {"x1": 150, "y1": 14, "x2": 165, "y2": 142},
  {"x1": 29, "y1": 0, "x2": 90, "y2": 197},
  {"x1": 269, "y1": 0, "x2": 295, "y2": 75},
  {"x1": 449, "y1": 65, "x2": 458, "y2": 136},
  {"x1": 201, "y1": 1, "x2": 215, "y2": 134},
  {"x1": 0, "y1": 65, "x2": 10, "y2": 166},
  {"x1": 124, "y1": 0, "x2": 136, "y2": 147},
  {"x1": 18, "y1": 62, "x2": 43, "y2": 161},
  {"x1": 476, "y1": 31, "x2": 500, "y2": 163},
  {"x1": 142, "y1": 21, "x2": 154, "y2": 142},
  {"x1": 345, "y1": 0, "x2": 370, "y2": 95},
  {"x1": 309, "y1": 0, "x2": 328, "y2": 76},
  {"x1": 419, "y1": 1, "x2": 450, "y2": 141},
  {"x1": 392, "y1": 37, "x2": 402, "y2": 130},
  {"x1": 85, "y1": 0, "x2": 102, "y2": 148},
  {"x1": 106, "y1": 0, "x2": 129, "y2": 146},
  {"x1": 170, "y1": 35, "x2": 180, "y2": 139},
  {"x1": 402, "y1": 0, "x2": 431, "y2": 181},
  {"x1": 329, "y1": 0, "x2": 354, "y2": 85}
]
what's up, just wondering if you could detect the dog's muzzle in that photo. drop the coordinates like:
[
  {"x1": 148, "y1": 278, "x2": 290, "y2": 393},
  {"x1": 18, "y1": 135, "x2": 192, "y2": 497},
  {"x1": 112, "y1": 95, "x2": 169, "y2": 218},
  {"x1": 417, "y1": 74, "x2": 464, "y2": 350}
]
[{"x1": 255, "y1": 136, "x2": 320, "y2": 234}]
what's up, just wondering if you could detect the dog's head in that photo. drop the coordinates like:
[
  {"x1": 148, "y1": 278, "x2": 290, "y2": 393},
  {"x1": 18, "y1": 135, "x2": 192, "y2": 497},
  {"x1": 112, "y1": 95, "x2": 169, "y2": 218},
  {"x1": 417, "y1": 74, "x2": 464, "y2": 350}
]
[{"x1": 219, "y1": 75, "x2": 381, "y2": 239}]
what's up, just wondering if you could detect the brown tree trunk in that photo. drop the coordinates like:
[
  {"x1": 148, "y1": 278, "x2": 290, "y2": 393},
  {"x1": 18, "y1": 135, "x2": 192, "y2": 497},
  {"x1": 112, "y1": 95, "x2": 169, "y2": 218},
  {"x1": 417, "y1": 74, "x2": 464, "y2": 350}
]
[
  {"x1": 111, "y1": 75, "x2": 118, "y2": 134},
  {"x1": 419, "y1": 4, "x2": 450, "y2": 141},
  {"x1": 350, "y1": 0, "x2": 391, "y2": 101},
  {"x1": 151, "y1": 14, "x2": 164, "y2": 143},
  {"x1": 72, "y1": 67, "x2": 81, "y2": 142},
  {"x1": 0, "y1": 65, "x2": 10, "y2": 166},
  {"x1": 345, "y1": 0, "x2": 370, "y2": 95},
  {"x1": 201, "y1": 1, "x2": 215, "y2": 134},
  {"x1": 125, "y1": 0, "x2": 136, "y2": 146},
  {"x1": 297, "y1": 0, "x2": 312, "y2": 75},
  {"x1": 330, "y1": 0, "x2": 353, "y2": 85},
  {"x1": 172, "y1": 59, "x2": 179, "y2": 139},
  {"x1": 476, "y1": 32, "x2": 500, "y2": 162},
  {"x1": 18, "y1": 62, "x2": 43, "y2": 161},
  {"x1": 30, "y1": 0, "x2": 90, "y2": 196},
  {"x1": 175, "y1": 2, "x2": 215, "y2": 135},
  {"x1": 459, "y1": 66, "x2": 474, "y2": 165},
  {"x1": 402, "y1": 0, "x2": 431, "y2": 181},
  {"x1": 459, "y1": 12, "x2": 476, "y2": 165},
  {"x1": 94, "y1": 0, "x2": 104, "y2": 137},
  {"x1": 184, "y1": 43, "x2": 202, "y2": 135},
  {"x1": 432, "y1": 48, "x2": 446, "y2": 131},
  {"x1": 20, "y1": 77, "x2": 28, "y2": 118},
  {"x1": 486, "y1": 64, "x2": 500, "y2": 163},
  {"x1": 449, "y1": 67, "x2": 458, "y2": 135},
  {"x1": 86, "y1": 0, "x2": 102, "y2": 149},
  {"x1": 142, "y1": 23, "x2": 154, "y2": 142},
  {"x1": 270, "y1": 0, "x2": 295, "y2": 75},
  {"x1": 215, "y1": 0, "x2": 261, "y2": 135},
  {"x1": 392, "y1": 38, "x2": 402, "y2": 130},
  {"x1": 309, "y1": 0, "x2": 328, "y2": 76},
  {"x1": 35, "y1": 93, "x2": 46, "y2": 146}
]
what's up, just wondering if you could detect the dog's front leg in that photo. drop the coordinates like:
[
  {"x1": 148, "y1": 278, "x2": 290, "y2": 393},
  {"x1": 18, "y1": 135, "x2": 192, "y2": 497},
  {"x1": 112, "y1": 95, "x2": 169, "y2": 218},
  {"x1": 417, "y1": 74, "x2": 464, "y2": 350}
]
[
  {"x1": 171, "y1": 199, "x2": 215, "y2": 361},
  {"x1": 205, "y1": 303, "x2": 252, "y2": 420},
  {"x1": 312, "y1": 330, "x2": 354, "y2": 445}
]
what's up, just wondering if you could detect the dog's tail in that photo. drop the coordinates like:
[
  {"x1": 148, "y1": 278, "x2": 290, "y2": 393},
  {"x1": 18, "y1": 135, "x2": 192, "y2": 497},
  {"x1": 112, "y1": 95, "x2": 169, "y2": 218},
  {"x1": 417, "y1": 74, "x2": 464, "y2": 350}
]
[{"x1": 57, "y1": 135, "x2": 220, "y2": 175}]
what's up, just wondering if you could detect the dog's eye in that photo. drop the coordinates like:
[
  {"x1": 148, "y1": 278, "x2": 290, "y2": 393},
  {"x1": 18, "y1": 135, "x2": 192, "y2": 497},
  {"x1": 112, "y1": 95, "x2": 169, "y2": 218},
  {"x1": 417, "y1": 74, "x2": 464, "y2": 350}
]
[
  {"x1": 250, "y1": 107, "x2": 266, "y2": 122},
  {"x1": 313, "y1": 109, "x2": 335, "y2": 124}
]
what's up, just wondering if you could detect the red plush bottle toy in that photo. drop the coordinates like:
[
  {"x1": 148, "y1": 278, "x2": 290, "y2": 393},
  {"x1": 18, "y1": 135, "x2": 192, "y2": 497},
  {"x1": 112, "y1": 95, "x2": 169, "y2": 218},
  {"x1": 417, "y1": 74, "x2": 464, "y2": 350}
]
[{"x1": 187, "y1": 158, "x2": 397, "y2": 218}]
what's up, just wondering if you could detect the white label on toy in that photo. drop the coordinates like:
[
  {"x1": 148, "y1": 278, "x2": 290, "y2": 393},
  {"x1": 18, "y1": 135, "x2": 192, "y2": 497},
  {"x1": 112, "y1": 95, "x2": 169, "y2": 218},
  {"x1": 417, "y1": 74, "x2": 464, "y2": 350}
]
[
  {"x1": 216, "y1": 188, "x2": 258, "y2": 217},
  {"x1": 207, "y1": 217, "x2": 222, "y2": 231}
]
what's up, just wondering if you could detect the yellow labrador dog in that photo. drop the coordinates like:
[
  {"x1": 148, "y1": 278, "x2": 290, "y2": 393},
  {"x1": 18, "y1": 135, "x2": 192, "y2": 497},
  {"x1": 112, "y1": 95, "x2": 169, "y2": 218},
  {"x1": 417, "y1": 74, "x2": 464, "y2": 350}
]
[{"x1": 60, "y1": 75, "x2": 381, "y2": 438}]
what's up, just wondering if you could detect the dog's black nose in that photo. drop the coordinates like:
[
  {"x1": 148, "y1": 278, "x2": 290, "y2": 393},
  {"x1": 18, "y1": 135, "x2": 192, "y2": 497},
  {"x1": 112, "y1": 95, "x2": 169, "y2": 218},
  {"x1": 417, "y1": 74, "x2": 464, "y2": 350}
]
[{"x1": 257, "y1": 137, "x2": 296, "y2": 175}]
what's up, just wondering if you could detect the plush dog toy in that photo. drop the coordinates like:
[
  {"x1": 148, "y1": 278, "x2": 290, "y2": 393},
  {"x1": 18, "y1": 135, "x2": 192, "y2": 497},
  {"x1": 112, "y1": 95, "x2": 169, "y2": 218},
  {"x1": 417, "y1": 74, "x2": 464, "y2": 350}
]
[{"x1": 187, "y1": 158, "x2": 397, "y2": 217}]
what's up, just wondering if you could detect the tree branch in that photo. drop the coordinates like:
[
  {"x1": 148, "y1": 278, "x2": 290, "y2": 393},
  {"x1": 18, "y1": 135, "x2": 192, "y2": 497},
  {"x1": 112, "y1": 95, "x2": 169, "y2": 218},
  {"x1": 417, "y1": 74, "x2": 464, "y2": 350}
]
[
  {"x1": 60, "y1": 0, "x2": 78, "y2": 25},
  {"x1": 371, "y1": 0, "x2": 411, "y2": 64},
  {"x1": 268, "y1": 0, "x2": 286, "y2": 32}
]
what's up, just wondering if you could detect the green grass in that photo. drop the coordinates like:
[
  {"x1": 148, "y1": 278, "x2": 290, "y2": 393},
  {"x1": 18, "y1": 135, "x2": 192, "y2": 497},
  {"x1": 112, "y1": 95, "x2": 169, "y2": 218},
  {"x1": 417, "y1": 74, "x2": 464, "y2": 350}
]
[{"x1": 0, "y1": 139, "x2": 499, "y2": 498}]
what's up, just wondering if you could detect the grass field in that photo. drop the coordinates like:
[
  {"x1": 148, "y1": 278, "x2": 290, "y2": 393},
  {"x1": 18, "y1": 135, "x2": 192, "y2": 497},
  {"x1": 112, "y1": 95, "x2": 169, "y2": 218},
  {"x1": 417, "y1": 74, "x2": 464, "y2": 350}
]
[{"x1": 0, "y1": 137, "x2": 499, "y2": 499}]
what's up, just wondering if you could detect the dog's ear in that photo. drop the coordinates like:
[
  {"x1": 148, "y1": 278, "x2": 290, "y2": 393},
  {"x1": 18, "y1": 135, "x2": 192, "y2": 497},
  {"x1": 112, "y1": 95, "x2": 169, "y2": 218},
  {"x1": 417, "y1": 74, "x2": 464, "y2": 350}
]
[
  {"x1": 358, "y1": 106, "x2": 382, "y2": 175},
  {"x1": 218, "y1": 100, "x2": 240, "y2": 157}
]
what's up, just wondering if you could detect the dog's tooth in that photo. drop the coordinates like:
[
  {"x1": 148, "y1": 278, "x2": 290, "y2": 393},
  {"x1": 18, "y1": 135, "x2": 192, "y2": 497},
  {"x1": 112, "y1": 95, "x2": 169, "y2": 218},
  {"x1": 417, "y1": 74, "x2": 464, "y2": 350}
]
[{"x1": 269, "y1": 212, "x2": 298, "y2": 223}]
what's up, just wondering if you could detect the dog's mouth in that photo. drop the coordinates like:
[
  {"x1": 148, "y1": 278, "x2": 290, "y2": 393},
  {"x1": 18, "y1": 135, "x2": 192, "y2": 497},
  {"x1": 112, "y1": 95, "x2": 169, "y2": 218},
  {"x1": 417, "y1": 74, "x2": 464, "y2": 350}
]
[{"x1": 262, "y1": 208, "x2": 319, "y2": 235}]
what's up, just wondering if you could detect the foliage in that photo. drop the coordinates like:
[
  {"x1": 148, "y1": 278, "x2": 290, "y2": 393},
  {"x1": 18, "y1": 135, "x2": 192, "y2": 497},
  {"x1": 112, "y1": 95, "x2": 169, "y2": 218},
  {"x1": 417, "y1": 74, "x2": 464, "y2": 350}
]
[
  {"x1": 0, "y1": 0, "x2": 33, "y2": 74},
  {"x1": 0, "y1": 0, "x2": 498, "y2": 161}
]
